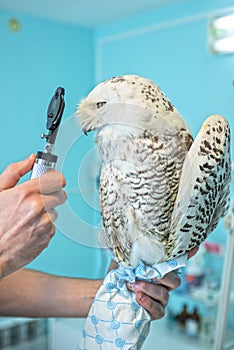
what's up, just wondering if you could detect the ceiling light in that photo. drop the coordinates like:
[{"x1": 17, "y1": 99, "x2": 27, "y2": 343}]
[
  {"x1": 213, "y1": 14, "x2": 234, "y2": 31},
  {"x1": 209, "y1": 13, "x2": 234, "y2": 54}
]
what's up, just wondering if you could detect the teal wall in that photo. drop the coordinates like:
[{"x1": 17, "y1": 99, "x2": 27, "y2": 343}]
[
  {"x1": 95, "y1": 0, "x2": 234, "y2": 136},
  {"x1": 95, "y1": 0, "x2": 234, "y2": 270},
  {"x1": 0, "y1": 0, "x2": 233, "y2": 286},
  {"x1": 0, "y1": 10, "x2": 106, "y2": 279}
]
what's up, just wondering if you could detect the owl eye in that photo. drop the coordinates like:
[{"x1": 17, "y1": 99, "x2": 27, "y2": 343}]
[{"x1": 96, "y1": 101, "x2": 107, "y2": 109}]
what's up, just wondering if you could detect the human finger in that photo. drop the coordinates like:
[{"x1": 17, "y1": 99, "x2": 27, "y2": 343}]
[
  {"x1": 33, "y1": 210, "x2": 56, "y2": 240},
  {"x1": 20, "y1": 171, "x2": 66, "y2": 195},
  {"x1": 135, "y1": 292, "x2": 165, "y2": 320},
  {"x1": 41, "y1": 190, "x2": 67, "y2": 209},
  {"x1": 127, "y1": 280, "x2": 169, "y2": 307},
  {"x1": 157, "y1": 271, "x2": 181, "y2": 290},
  {"x1": 38, "y1": 171, "x2": 66, "y2": 194},
  {"x1": 0, "y1": 154, "x2": 36, "y2": 191},
  {"x1": 46, "y1": 209, "x2": 58, "y2": 222}
]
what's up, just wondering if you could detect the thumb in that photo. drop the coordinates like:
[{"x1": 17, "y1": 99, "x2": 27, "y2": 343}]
[{"x1": 0, "y1": 154, "x2": 36, "y2": 191}]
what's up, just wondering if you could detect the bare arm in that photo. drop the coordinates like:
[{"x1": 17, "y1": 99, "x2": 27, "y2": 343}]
[
  {"x1": 0, "y1": 268, "x2": 102, "y2": 318},
  {"x1": 0, "y1": 267, "x2": 180, "y2": 320}
]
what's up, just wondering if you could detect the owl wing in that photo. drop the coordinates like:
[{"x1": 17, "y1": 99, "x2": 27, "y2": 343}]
[
  {"x1": 99, "y1": 162, "x2": 133, "y2": 264},
  {"x1": 166, "y1": 114, "x2": 231, "y2": 260}
]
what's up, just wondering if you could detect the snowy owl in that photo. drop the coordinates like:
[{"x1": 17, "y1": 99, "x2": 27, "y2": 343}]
[{"x1": 76, "y1": 74, "x2": 231, "y2": 268}]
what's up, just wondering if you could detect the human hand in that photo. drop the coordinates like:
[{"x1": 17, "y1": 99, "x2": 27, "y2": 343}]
[
  {"x1": 0, "y1": 155, "x2": 67, "y2": 278},
  {"x1": 126, "y1": 246, "x2": 199, "y2": 320},
  {"x1": 127, "y1": 271, "x2": 181, "y2": 320},
  {"x1": 108, "y1": 260, "x2": 180, "y2": 320}
]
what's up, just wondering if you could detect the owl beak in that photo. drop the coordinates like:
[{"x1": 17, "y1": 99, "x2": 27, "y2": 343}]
[{"x1": 82, "y1": 127, "x2": 91, "y2": 135}]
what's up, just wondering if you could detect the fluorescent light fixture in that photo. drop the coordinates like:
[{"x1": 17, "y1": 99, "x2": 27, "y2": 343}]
[
  {"x1": 213, "y1": 14, "x2": 234, "y2": 31},
  {"x1": 209, "y1": 13, "x2": 234, "y2": 54},
  {"x1": 212, "y1": 36, "x2": 234, "y2": 54}
]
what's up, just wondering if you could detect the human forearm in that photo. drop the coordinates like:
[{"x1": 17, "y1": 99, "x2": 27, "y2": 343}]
[{"x1": 0, "y1": 269, "x2": 102, "y2": 318}]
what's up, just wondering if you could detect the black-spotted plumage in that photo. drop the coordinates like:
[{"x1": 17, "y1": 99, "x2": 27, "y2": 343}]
[
  {"x1": 167, "y1": 115, "x2": 231, "y2": 259},
  {"x1": 77, "y1": 74, "x2": 231, "y2": 268}
]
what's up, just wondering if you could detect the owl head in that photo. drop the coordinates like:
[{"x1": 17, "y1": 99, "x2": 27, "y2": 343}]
[{"x1": 76, "y1": 74, "x2": 190, "y2": 137}]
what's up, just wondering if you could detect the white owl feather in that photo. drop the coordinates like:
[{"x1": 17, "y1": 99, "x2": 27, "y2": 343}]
[{"x1": 77, "y1": 74, "x2": 231, "y2": 268}]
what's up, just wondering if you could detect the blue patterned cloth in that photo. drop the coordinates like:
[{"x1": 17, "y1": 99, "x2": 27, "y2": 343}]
[{"x1": 77, "y1": 255, "x2": 187, "y2": 350}]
